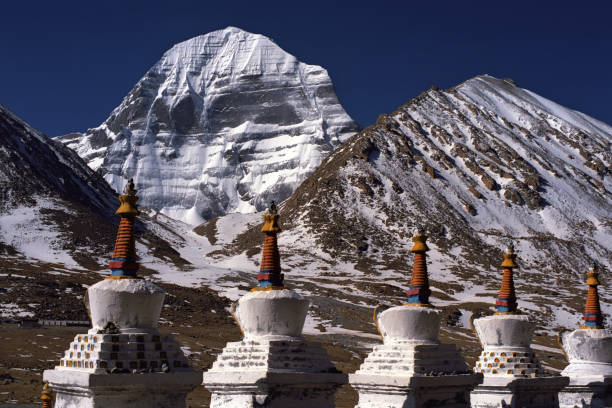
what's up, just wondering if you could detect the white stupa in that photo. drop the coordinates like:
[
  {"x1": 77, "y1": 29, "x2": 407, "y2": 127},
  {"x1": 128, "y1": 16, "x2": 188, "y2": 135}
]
[
  {"x1": 203, "y1": 202, "x2": 347, "y2": 407},
  {"x1": 470, "y1": 243, "x2": 568, "y2": 408},
  {"x1": 558, "y1": 262, "x2": 612, "y2": 408},
  {"x1": 349, "y1": 226, "x2": 482, "y2": 407},
  {"x1": 43, "y1": 180, "x2": 201, "y2": 407}
]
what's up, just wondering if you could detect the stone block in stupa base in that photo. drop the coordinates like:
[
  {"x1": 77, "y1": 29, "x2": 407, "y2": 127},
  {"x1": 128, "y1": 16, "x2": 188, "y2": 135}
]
[
  {"x1": 350, "y1": 373, "x2": 481, "y2": 408},
  {"x1": 558, "y1": 377, "x2": 612, "y2": 408},
  {"x1": 44, "y1": 369, "x2": 201, "y2": 408},
  {"x1": 203, "y1": 289, "x2": 347, "y2": 408},
  {"x1": 470, "y1": 376, "x2": 569, "y2": 408},
  {"x1": 206, "y1": 368, "x2": 347, "y2": 408}
]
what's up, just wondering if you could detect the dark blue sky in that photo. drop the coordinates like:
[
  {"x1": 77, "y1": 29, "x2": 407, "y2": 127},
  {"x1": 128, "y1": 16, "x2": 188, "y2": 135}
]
[{"x1": 2, "y1": 1, "x2": 611, "y2": 136}]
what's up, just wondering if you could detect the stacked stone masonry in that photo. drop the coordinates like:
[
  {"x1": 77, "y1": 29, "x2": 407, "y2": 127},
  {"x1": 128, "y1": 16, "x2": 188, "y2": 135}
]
[
  {"x1": 355, "y1": 343, "x2": 468, "y2": 375},
  {"x1": 474, "y1": 349, "x2": 540, "y2": 376},
  {"x1": 57, "y1": 333, "x2": 189, "y2": 373},
  {"x1": 211, "y1": 339, "x2": 337, "y2": 372}
]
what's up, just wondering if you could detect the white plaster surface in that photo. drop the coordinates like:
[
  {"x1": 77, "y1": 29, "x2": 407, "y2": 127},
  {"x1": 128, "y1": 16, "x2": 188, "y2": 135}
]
[
  {"x1": 560, "y1": 326, "x2": 612, "y2": 405},
  {"x1": 473, "y1": 314, "x2": 534, "y2": 349},
  {"x1": 470, "y1": 376, "x2": 568, "y2": 408},
  {"x1": 562, "y1": 328, "x2": 612, "y2": 370},
  {"x1": 88, "y1": 278, "x2": 165, "y2": 332},
  {"x1": 558, "y1": 377, "x2": 612, "y2": 408},
  {"x1": 351, "y1": 374, "x2": 482, "y2": 408},
  {"x1": 376, "y1": 305, "x2": 441, "y2": 344},
  {"x1": 233, "y1": 289, "x2": 309, "y2": 339}
]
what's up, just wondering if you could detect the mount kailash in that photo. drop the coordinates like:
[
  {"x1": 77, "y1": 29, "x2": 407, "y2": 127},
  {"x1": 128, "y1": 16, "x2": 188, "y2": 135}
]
[{"x1": 60, "y1": 27, "x2": 359, "y2": 225}]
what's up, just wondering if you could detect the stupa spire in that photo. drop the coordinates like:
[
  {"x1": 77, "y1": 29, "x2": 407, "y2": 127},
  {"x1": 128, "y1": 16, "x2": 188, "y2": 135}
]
[
  {"x1": 495, "y1": 242, "x2": 518, "y2": 313},
  {"x1": 580, "y1": 261, "x2": 604, "y2": 329},
  {"x1": 108, "y1": 179, "x2": 140, "y2": 279},
  {"x1": 253, "y1": 201, "x2": 284, "y2": 291},
  {"x1": 406, "y1": 224, "x2": 431, "y2": 306}
]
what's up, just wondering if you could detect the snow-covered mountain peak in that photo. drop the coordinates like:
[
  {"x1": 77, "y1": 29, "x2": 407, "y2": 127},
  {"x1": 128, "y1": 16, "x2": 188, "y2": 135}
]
[
  {"x1": 60, "y1": 27, "x2": 359, "y2": 225},
  {"x1": 156, "y1": 26, "x2": 300, "y2": 78}
]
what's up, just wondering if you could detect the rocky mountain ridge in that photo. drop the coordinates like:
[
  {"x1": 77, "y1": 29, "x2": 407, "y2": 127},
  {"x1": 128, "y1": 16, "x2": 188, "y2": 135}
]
[
  {"x1": 193, "y1": 75, "x2": 611, "y2": 371},
  {"x1": 0, "y1": 105, "x2": 116, "y2": 214},
  {"x1": 60, "y1": 26, "x2": 359, "y2": 225},
  {"x1": 0, "y1": 105, "x2": 198, "y2": 320}
]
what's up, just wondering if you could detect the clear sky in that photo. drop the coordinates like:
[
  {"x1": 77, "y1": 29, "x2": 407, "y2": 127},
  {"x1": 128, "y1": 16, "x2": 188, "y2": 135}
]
[{"x1": 2, "y1": 0, "x2": 611, "y2": 136}]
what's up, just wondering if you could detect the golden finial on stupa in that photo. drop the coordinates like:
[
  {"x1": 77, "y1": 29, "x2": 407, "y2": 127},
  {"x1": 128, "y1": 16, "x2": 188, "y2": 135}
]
[
  {"x1": 261, "y1": 201, "x2": 281, "y2": 233},
  {"x1": 116, "y1": 178, "x2": 140, "y2": 216},
  {"x1": 410, "y1": 224, "x2": 429, "y2": 253},
  {"x1": 500, "y1": 242, "x2": 518, "y2": 269}
]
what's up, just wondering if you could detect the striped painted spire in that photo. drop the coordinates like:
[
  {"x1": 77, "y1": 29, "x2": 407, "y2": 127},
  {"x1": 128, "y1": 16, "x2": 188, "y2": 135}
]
[
  {"x1": 581, "y1": 261, "x2": 604, "y2": 329},
  {"x1": 406, "y1": 225, "x2": 431, "y2": 306},
  {"x1": 253, "y1": 201, "x2": 284, "y2": 291},
  {"x1": 108, "y1": 179, "x2": 140, "y2": 279},
  {"x1": 495, "y1": 242, "x2": 518, "y2": 314}
]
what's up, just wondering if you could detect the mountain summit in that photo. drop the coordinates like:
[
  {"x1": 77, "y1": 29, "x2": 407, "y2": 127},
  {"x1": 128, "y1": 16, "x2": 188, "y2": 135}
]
[{"x1": 60, "y1": 27, "x2": 359, "y2": 225}]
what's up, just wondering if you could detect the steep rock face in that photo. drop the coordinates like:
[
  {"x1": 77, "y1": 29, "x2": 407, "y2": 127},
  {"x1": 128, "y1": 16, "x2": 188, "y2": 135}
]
[
  {"x1": 0, "y1": 105, "x2": 189, "y2": 275},
  {"x1": 60, "y1": 27, "x2": 359, "y2": 225},
  {"x1": 0, "y1": 105, "x2": 116, "y2": 214}
]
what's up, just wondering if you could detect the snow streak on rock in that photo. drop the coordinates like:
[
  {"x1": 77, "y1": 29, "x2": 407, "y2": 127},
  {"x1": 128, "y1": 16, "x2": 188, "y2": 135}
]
[{"x1": 61, "y1": 27, "x2": 359, "y2": 225}]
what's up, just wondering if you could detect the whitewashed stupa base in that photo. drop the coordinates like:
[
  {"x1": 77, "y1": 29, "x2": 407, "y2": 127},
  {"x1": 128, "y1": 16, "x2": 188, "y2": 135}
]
[
  {"x1": 471, "y1": 314, "x2": 568, "y2": 408},
  {"x1": 44, "y1": 369, "x2": 201, "y2": 408},
  {"x1": 558, "y1": 377, "x2": 612, "y2": 408},
  {"x1": 558, "y1": 328, "x2": 612, "y2": 408},
  {"x1": 204, "y1": 289, "x2": 346, "y2": 408},
  {"x1": 44, "y1": 278, "x2": 200, "y2": 407},
  {"x1": 351, "y1": 373, "x2": 481, "y2": 408},
  {"x1": 350, "y1": 305, "x2": 481, "y2": 408},
  {"x1": 206, "y1": 356, "x2": 346, "y2": 408},
  {"x1": 470, "y1": 376, "x2": 568, "y2": 408}
]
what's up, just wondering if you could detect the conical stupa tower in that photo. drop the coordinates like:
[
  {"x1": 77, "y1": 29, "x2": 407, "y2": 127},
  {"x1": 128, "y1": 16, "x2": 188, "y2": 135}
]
[
  {"x1": 406, "y1": 224, "x2": 431, "y2": 305},
  {"x1": 470, "y1": 243, "x2": 568, "y2": 408},
  {"x1": 109, "y1": 179, "x2": 140, "y2": 278},
  {"x1": 43, "y1": 180, "x2": 200, "y2": 408},
  {"x1": 203, "y1": 202, "x2": 347, "y2": 408},
  {"x1": 581, "y1": 262, "x2": 605, "y2": 329},
  {"x1": 559, "y1": 261, "x2": 611, "y2": 408},
  {"x1": 254, "y1": 201, "x2": 284, "y2": 290},
  {"x1": 350, "y1": 225, "x2": 481, "y2": 408},
  {"x1": 495, "y1": 243, "x2": 518, "y2": 314}
]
